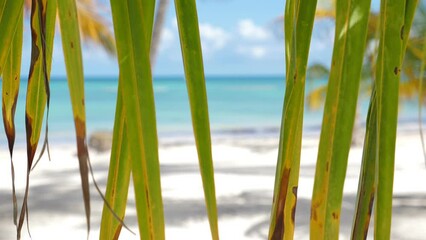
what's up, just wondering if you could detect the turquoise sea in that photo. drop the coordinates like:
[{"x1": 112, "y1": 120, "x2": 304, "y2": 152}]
[{"x1": 4, "y1": 75, "x2": 422, "y2": 146}]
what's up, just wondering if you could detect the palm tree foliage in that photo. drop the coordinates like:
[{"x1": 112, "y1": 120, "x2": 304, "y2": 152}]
[
  {"x1": 0, "y1": 0, "x2": 422, "y2": 239},
  {"x1": 305, "y1": 1, "x2": 426, "y2": 109}
]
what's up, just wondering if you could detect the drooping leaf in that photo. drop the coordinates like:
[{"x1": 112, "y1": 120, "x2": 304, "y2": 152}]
[
  {"x1": 18, "y1": 0, "x2": 56, "y2": 238},
  {"x1": 109, "y1": 0, "x2": 164, "y2": 239},
  {"x1": 0, "y1": 0, "x2": 24, "y2": 75},
  {"x1": 57, "y1": 0, "x2": 91, "y2": 234},
  {"x1": 310, "y1": 0, "x2": 372, "y2": 238},
  {"x1": 374, "y1": 0, "x2": 417, "y2": 238},
  {"x1": 174, "y1": 1, "x2": 219, "y2": 239},
  {"x1": 1, "y1": 9, "x2": 23, "y2": 226},
  {"x1": 267, "y1": 0, "x2": 318, "y2": 239}
]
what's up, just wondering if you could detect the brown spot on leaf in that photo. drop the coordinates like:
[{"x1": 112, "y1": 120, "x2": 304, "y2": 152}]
[
  {"x1": 394, "y1": 67, "x2": 400, "y2": 75},
  {"x1": 311, "y1": 206, "x2": 317, "y2": 221},
  {"x1": 332, "y1": 211, "x2": 339, "y2": 220},
  {"x1": 363, "y1": 194, "x2": 375, "y2": 238},
  {"x1": 311, "y1": 201, "x2": 321, "y2": 222},
  {"x1": 2, "y1": 100, "x2": 16, "y2": 155},
  {"x1": 70, "y1": 41, "x2": 74, "y2": 48},
  {"x1": 25, "y1": 114, "x2": 36, "y2": 168},
  {"x1": 326, "y1": 161, "x2": 329, "y2": 172},
  {"x1": 271, "y1": 167, "x2": 291, "y2": 240}
]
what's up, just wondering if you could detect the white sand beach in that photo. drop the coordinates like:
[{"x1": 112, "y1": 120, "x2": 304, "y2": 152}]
[{"x1": 1, "y1": 127, "x2": 426, "y2": 240}]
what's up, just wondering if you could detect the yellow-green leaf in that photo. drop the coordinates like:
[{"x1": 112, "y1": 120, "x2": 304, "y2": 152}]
[
  {"x1": 351, "y1": 89, "x2": 377, "y2": 239},
  {"x1": 18, "y1": 0, "x2": 56, "y2": 238},
  {"x1": 0, "y1": 0, "x2": 24, "y2": 75},
  {"x1": 1, "y1": 9, "x2": 23, "y2": 226},
  {"x1": 174, "y1": 1, "x2": 219, "y2": 239},
  {"x1": 109, "y1": 0, "x2": 164, "y2": 239},
  {"x1": 374, "y1": 0, "x2": 417, "y2": 238},
  {"x1": 57, "y1": 0, "x2": 91, "y2": 234},
  {"x1": 310, "y1": 0, "x2": 372, "y2": 238},
  {"x1": 100, "y1": 94, "x2": 131, "y2": 239},
  {"x1": 100, "y1": 0, "x2": 156, "y2": 239},
  {"x1": 268, "y1": 0, "x2": 318, "y2": 239}
]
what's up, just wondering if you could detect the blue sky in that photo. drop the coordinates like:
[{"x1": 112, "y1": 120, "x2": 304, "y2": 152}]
[{"x1": 21, "y1": 0, "x2": 381, "y2": 77}]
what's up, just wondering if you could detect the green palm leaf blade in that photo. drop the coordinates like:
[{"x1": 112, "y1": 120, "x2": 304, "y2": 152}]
[
  {"x1": 174, "y1": 1, "x2": 219, "y2": 239},
  {"x1": 2, "y1": 10, "x2": 22, "y2": 158},
  {"x1": 0, "y1": 0, "x2": 24, "y2": 75},
  {"x1": 0, "y1": 0, "x2": 4, "y2": 22},
  {"x1": 109, "y1": 0, "x2": 164, "y2": 239},
  {"x1": 352, "y1": 1, "x2": 418, "y2": 238},
  {"x1": 57, "y1": 0, "x2": 91, "y2": 234},
  {"x1": 310, "y1": 0, "x2": 372, "y2": 238},
  {"x1": 100, "y1": 0, "x2": 156, "y2": 239},
  {"x1": 374, "y1": 0, "x2": 418, "y2": 238},
  {"x1": 18, "y1": 0, "x2": 57, "y2": 238},
  {"x1": 267, "y1": 0, "x2": 317, "y2": 239},
  {"x1": 1, "y1": 11, "x2": 23, "y2": 226},
  {"x1": 100, "y1": 92, "x2": 131, "y2": 239},
  {"x1": 351, "y1": 90, "x2": 377, "y2": 239}
]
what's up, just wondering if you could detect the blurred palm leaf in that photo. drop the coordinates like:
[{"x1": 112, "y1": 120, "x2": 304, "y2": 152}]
[
  {"x1": 24, "y1": 0, "x2": 116, "y2": 55},
  {"x1": 75, "y1": 0, "x2": 115, "y2": 55}
]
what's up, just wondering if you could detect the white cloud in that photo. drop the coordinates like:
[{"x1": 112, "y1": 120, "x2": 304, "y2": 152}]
[
  {"x1": 199, "y1": 23, "x2": 230, "y2": 52},
  {"x1": 159, "y1": 28, "x2": 174, "y2": 52},
  {"x1": 171, "y1": 19, "x2": 230, "y2": 55},
  {"x1": 237, "y1": 45, "x2": 268, "y2": 59},
  {"x1": 238, "y1": 19, "x2": 271, "y2": 41}
]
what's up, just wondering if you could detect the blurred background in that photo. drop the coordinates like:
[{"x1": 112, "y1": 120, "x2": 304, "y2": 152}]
[{"x1": 8, "y1": 0, "x2": 425, "y2": 146}]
